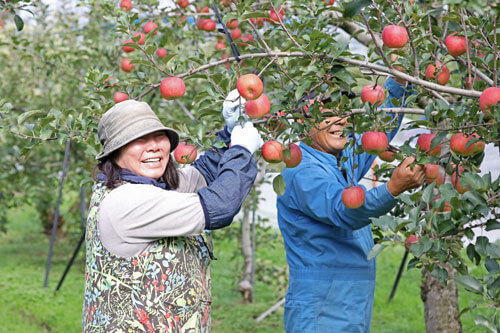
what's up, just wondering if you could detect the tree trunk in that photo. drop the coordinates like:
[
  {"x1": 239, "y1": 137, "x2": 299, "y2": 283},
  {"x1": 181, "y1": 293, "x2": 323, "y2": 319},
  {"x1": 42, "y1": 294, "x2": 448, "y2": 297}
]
[{"x1": 420, "y1": 265, "x2": 462, "y2": 333}]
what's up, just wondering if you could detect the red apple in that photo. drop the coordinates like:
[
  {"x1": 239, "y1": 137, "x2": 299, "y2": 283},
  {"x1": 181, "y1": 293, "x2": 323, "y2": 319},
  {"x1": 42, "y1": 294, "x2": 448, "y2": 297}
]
[
  {"x1": 103, "y1": 76, "x2": 118, "y2": 87},
  {"x1": 120, "y1": 0, "x2": 132, "y2": 11},
  {"x1": 122, "y1": 39, "x2": 136, "y2": 53},
  {"x1": 450, "y1": 132, "x2": 484, "y2": 156},
  {"x1": 464, "y1": 76, "x2": 479, "y2": 89},
  {"x1": 451, "y1": 172, "x2": 470, "y2": 194},
  {"x1": 425, "y1": 163, "x2": 440, "y2": 179},
  {"x1": 144, "y1": 22, "x2": 158, "y2": 35},
  {"x1": 479, "y1": 87, "x2": 500, "y2": 118},
  {"x1": 121, "y1": 58, "x2": 134, "y2": 72},
  {"x1": 231, "y1": 28, "x2": 242, "y2": 40},
  {"x1": 341, "y1": 186, "x2": 365, "y2": 209},
  {"x1": 262, "y1": 141, "x2": 284, "y2": 163},
  {"x1": 237, "y1": 74, "x2": 263, "y2": 100},
  {"x1": 221, "y1": 0, "x2": 231, "y2": 6},
  {"x1": 196, "y1": 19, "x2": 207, "y2": 30},
  {"x1": 160, "y1": 77, "x2": 186, "y2": 100},
  {"x1": 425, "y1": 63, "x2": 450, "y2": 85},
  {"x1": 178, "y1": 0, "x2": 189, "y2": 8},
  {"x1": 269, "y1": 6, "x2": 284, "y2": 23},
  {"x1": 321, "y1": 0, "x2": 335, "y2": 5},
  {"x1": 226, "y1": 19, "x2": 238, "y2": 29},
  {"x1": 222, "y1": 54, "x2": 230, "y2": 70},
  {"x1": 435, "y1": 196, "x2": 452, "y2": 212},
  {"x1": 197, "y1": 6, "x2": 210, "y2": 13},
  {"x1": 361, "y1": 84, "x2": 385, "y2": 106},
  {"x1": 405, "y1": 234, "x2": 420, "y2": 250},
  {"x1": 133, "y1": 32, "x2": 145, "y2": 45},
  {"x1": 215, "y1": 42, "x2": 226, "y2": 50},
  {"x1": 382, "y1": 25, "x2": 408, "y2": 48},
  {"x1": 174, "y1": 142, "x2": 197, "y2": 164},
  {"x1": 361, "y1": 131, "x2": 388, "y2": 155},
  {"x1": 426, "y1": 171, "x2": 444, "y2": 185},
  {"x1": 203, "y1": 19, "x2": 216, "y2": 31},
  {"x1": 283, "y1": 143, "x2": 302, "y2": 168},
  {"x1": 379, "y1": 150, "x2": 395, "y2": 162},
  {"x1": 250, "y1": 17, "x2": 265, "y2": 27},
  {"x1": 239, "y1": 34, "x2": 254, "y2": 46},
  {"x1": 113, "y1": 92, "x2": 128, "y2": 104},
  {"x1": 445, "y1": 34, "x2": 467, "y2": 57},
  {"x1": 245, "y1": 93, "x2": 271, "y2": 119},
  {"x1": 416, "y1": 133, "x2": 442, "y2": 156},
  {"x1": 156, "y1": 48, "x2": 167, "y2": 58}
]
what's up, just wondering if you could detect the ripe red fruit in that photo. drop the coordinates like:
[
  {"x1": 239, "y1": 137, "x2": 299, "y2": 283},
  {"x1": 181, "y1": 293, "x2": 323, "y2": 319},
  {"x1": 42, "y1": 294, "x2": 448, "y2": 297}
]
[
  {"x1": 203, "y1": 19, "x2": 216, "y2": 31},
  {"x1": 103, "y1": 76, "x2": 118, "y2": 87},
  {"x1": 425, "y1": 163, "x2": 440, "y2": 179},
  {"x1": 174, "y1": 143, "x2": 197, "y2": 164},
  {"x1": 405, "y1": 234, "x2": 420, "y2": 250},
  {"x1": 382, "y1": 25, "x2": 408, "y2": 48},
  {"x1": 250, "y1": 17, "x2": 265, "y2": 27},
  {"x1": 378, "y1": 150, "x2": 395, "y2": 162},
  {"x1": 425, "y1": 63, "x2": 450, "y2": 85},
  {"x1": 416, "y1": 133, "x2": 442, "y2": 156},
  {"x1": 122, "y1": 39, "x2": 135, "y2": 53},
  {"x1": 215, "y1": 42, "x2": 226, "y2": 51},
  {"x1": 121, "y1": 58, "x2": 134, "y2": 72},
  {"x1": 321, "y1": 0, "x2": 335, "y2": 5},
  {"x1": 262, "y1": 141, "x2": 284, "y2": 163},
  {"x1": 245, "y1": 93, "x2": 271, "y2": 119},
  {"x1": 160, "y1": 77, "x2": 186, "y2": 100},
  {"x1": 341, "y1": 186, "x2": 365, "y2": 209},
  {"x1": 156, "y1": 48, "x2": 167, "y2": 58},
  {"x1": 361, "y1": 131, "x2": 388, "y2": 155},
  {"x1": 236, "y1": 74, "x2": 263, "y2": 100},
  {"x1": 479, "y1": 87, "x2": 500, "y2": 118},
  {"x1": 221, "y1": 0, "x2": 231, "y2": 6},
  {"x1": 198, "y1": 6, "x2": 210, "y2": 13},
  {"x1": 450, "y1": 132, "x2": 485, "y2": 156},
  {"x1": 144, "y1": 22, "x2": 158, "y2": 35},
  {"x1": 239, "y1": 34, "x2": 254, "y2": 46},
  {"x1": 178, "y1": 0, "x2": 189, "y2": 8},
  {"x1": 269, "y1": 6, "x2": 284, "y2": 23},
  {"x1": 284, "y1": 143, "x2": 302, "y2": 168},
  {"x1": 120, "y1": 0, "x2": 132, "y2": 11},
  {"x1": 113, "y1": 92, "x2": 128, "y2": 104},
  {"x1": 426, "y1": 171, "x2": 444, "y2": 185},
  {"x1": 196, "y1": 19, "x2": 207, "y2": 30},
  {"x1": 264, "y1": 110, "x2": 286, "y2": 131},
  {"x1": 445, "y1": 34, "x2": 467, "y2": 57},
  {"x1": 361, "y1": 84, "x2": 385, "y2": 106},
  {"x1": 226, "y1": 19, "x2": 238, "y2": 29},
  {"x1": 231, "y1": 28, "x2": 242, "y2": 40},
  {"x1": 451, "y1": 172, "x2": 470, "y2": 194},
  {"x1": 435, "y1": 196, "x2": 452, "y2": 213},
  {"x1": 133, "y1": 32, "x2": 145, "y2": 45}
]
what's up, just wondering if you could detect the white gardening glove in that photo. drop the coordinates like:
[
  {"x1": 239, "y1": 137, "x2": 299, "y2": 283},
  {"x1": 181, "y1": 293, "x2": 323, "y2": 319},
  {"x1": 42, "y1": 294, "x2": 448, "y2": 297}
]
[
  {"x1": 230, "y1": 122, "x2": 263, "y2": 154},
  {"x1": 222, "y1": 89, "x2": 247, "y2": 133}
]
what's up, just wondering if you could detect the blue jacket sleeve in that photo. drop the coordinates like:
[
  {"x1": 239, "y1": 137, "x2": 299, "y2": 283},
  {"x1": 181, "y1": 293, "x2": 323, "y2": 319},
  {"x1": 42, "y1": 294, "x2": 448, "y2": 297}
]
[
  {"x1": 192, "y1": 126, "x2": 231, "y2": 185},
  {"x1": 290, "y1": 165, "x2": 397, "y2": 230},
  {"x1": 197, "y1": 146, "x2": 257, "y2": 230}
]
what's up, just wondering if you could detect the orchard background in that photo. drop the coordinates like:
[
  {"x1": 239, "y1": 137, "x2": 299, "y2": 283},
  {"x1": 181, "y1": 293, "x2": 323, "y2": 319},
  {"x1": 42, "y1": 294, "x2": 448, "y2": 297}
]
[{"x1": 0, "y1": 0, "x2": 499, "y2": 332}]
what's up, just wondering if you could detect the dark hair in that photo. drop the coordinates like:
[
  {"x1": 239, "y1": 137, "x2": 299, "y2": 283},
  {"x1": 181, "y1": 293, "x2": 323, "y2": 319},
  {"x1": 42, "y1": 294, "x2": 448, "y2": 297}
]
[{"x1": 93, "y1": 150, "x2": 179, "y2": 190}]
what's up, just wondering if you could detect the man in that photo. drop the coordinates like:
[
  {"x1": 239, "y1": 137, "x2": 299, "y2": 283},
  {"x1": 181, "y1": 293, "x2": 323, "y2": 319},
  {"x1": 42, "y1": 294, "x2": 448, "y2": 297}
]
[{"x1": 277, "y1": 77, "x2": 426, "y2": 332}]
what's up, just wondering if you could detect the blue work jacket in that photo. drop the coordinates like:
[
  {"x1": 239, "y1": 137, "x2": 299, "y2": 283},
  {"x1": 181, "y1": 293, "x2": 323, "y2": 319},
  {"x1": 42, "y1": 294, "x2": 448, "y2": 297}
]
[{"x1": 277, "y1": 78, "x2": 412, "y2": 333}]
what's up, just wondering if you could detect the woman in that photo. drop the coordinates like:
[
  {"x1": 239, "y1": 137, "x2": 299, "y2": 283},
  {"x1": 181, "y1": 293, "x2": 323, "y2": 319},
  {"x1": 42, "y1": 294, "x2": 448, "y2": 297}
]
[{"x1": 82, "y1": 98, "x2": 261, "y2": 332}]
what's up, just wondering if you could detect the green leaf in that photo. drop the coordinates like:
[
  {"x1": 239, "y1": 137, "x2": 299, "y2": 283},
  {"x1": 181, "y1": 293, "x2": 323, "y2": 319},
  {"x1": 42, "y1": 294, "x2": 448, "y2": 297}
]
[
  {"x1": 17, "y1": 110, "x2": 44, "y2": 125},
  {"x1": 14, "y1": 15, "x2": 24, "y2": 31},
  {"x1": 474, "y1": 315, "x2": 498, "y2": 333},
  {"x1": 485, "y1": 257, "x2": 500, "y2": 274},
  {"x1": 367, "y1": 243, "x2": 386, "y2": 260},
  {"x1": 467, "y1": 243, "x2": 481, "y2": 265},
  {"x1": 455, "y1": 275, "x2": 484, "y2": 295},
  {"x1": 272, "y1": 174, "x2": 286, "y2": 196},
  {"x1": 486, "y1": 243, "x2": 500, "y2": 259},
  {"x1": 422, "y1": 182, "x2": 435, "y2": 204},
  {"x1": 343, "y1": 0, "x2": 371, "y2": 18},
  {"x1": 486, "y1": 219, "x2": 500, "y2": 231}
]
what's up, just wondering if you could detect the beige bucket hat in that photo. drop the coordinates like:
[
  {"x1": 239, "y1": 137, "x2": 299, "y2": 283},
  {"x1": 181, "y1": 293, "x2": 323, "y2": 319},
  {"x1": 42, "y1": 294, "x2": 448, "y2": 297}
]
[{"x1": 96, "y1": 100, "x2": 179, "y2": 160}]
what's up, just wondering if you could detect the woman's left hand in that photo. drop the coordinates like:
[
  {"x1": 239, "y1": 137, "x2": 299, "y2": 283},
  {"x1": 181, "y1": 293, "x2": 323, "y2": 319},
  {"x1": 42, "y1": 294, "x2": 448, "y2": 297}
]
[{"x1": 222, "y1": 89, "x2": 246, "y2": 133}]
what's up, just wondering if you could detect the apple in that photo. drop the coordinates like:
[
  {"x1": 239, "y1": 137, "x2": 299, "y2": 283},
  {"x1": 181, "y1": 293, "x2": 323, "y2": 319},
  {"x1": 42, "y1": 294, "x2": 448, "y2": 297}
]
[
  {"x1": 144, "y1": 22, "x2": 158, "y2": 35},
  {"x1": 226, "y1": 19, "x2": 238, "y2": 29},
  {"x1": 361, "y1": 131, "x2": 388, "y2": 155},
  {"x1": 435, "y1": 196, "x2": 452, "y2": 213},
  {"x1": 156, "y1": 48, "x2": 167, "y2": 58},
  {"x1": 445, "y1": 34, "x2": 467, "y2": 57},
  {"x1": 196, "y1": 19, "x2": 207, "y2": 30},
  {"x1": 321, "y1": 0, "x2": 335, "y2": 5},
  {"x1": 405, "y1": 234, "x2": 420, "y2": 250},
  {"x1": 221, "y1": 0, "x2": 231, "y2": 6},
  {"x1": 203, "y1": 19, "x2": 216, "y2": 31},
  {"x1": 133, "y1": 32, "x2": 145, "y2": 45},
  {"x1": 341, "y1": 186, "x2": 365, "y2": 209},
  {"x1": 231, "y1": 28, "x2": 242, "y2": 40},
  {"x1": 264, "y1": 110, "x2": 286, "y2": 131},
  {"x1": 121, "y1": 58, "x2": 134, "y2": 72},
  {"x1": 122, "y1": 39, "x2": 136, "y2": 53},
  {"x1": 479, "y1": 87, "x2": 500, "y2": 118},
  {"x1": 361, "y1": 84, "x2": 385, "y2": 106},
  {"x1": 425, "y1": 63, "x2": 450, "y2": 85},
  {"x1": 425, "y1": 163, "x2": 440, "y2": 179},
  {"x1": 464, "y1": 76, "x2": 480, "y2": 89},
  {"x1": 103, "y1": 76, "x2": 118, "y2": 87},
  {"x1": 382, "y1": 25, "x2": 408, "y2": 48},
  {"x1": 262, "y1": 141, "x2": 284, "y2": 163},
  {"x1": 174, "y1": 142, "x2": 197, "y2": 164},
  {"x1": 451, "y1": 171, "x2": 470, "y2": 194},
  {"x1": 378, "y1": 150, "x2": 395, "y2": 162},
  {"x1": 120, "y1": 0, "x2": 132, "y2": 11},
  {"x1": 114, "y1": 92, "x2": 128, "y2": 104},
  {"x1": 215, "y1": 42, "x2": 226, "y2": 50},
  {"x1": 284, "y1": 143, "x2": 302, "y2": 168},
  {"x1": 160, "y1": 77, "x2": 186, "y2": 100},
  {"x1": 239, "y1": 34, "x2": 254, "y2": 46},
  {"x1": 222, "y1": 54, "x2": 230, "y2": 70},
  {"x1": 178, "y1": 0, "x2": 189, "y2": 8},
  {"x1": 236, "y1": 74, "x2": 263, "y2": 100},
  {"x1": 250, "y1": 17, "x2": 265, "y2": 27},
  {"x1": 416, "y1": 133, "x2": 442, "y2": 156},
  {"x1": 269, "y1": 6, "x2": 284, "y2": 23},
  {"x1": 450, "y1": 132, "x2": 484, "y2": 156},
  {"x1": 426, "y1": 171, "x2": 444, "y2": 185},
  {"x1": 197, "y1": 6, "x2": 210, "y2": 13},
  {"x1": 245, "y1": 93, "x2": 271, "y2": 119}
]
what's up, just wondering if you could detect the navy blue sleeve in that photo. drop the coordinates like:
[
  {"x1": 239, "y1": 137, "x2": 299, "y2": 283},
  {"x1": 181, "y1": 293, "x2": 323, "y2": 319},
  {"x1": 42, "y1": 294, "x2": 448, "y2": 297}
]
[
  {"x1": 197, "y1": 146, "x2": 257, "y2": 230},
  {"x1": 192, "y1": 126, "x2": 231, "y2": 185}
]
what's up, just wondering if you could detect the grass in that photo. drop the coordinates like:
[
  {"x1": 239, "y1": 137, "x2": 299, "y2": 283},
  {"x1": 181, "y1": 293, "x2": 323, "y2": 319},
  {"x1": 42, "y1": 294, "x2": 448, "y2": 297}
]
[{"x1": 0, "y1": 206, "x2": 490, "y2": 332}]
